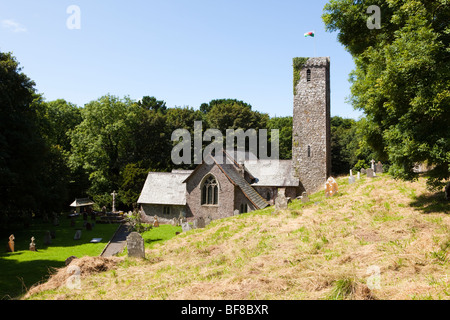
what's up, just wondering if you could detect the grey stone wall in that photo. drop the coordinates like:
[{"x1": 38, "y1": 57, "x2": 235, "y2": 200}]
[
  {"x1": 185, "y1": 163, "x2": 236, "y2": 220},
  {"x1": 141, "y1": 204, "x2": 185, "y2": 224},
  {"x1": 292, "y1": 57, "x2": 331, "y2": 194}
]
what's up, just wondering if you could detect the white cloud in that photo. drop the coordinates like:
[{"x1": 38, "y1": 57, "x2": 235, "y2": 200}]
[{"x1": 2, "y1": 19, "x2": 27, "y2": 33}]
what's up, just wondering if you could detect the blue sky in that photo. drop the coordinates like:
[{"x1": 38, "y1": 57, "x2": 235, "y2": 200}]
[{"x1": 0, "y1": 0, "x2": 364, "y2": 119}]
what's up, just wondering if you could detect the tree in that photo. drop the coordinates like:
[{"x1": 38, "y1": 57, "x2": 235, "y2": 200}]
[
  {"x1": 323, "y1": 0, "x2": 450, "y2": 189},
  {"x1": 69, "y1": 94, "x2": 141, "y2": 205},
  {"x1": 267, "y1": 116, "x2": 293, "y2": 160}
]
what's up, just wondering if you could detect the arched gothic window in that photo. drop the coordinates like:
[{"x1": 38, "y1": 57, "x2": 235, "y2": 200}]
[{"x1": 201, "y1": 175, "x2": 218, "y2": 205}]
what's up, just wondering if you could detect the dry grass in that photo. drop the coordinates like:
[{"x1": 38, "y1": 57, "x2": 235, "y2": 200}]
[{"x1": 25, "y1": 174, "x2": 450, "y2": 300}]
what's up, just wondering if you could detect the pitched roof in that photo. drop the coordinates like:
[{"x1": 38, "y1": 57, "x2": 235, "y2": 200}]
[
  {"x1": 244, "y1": 160, "x2": 299, "y2": 187},
  {"x1": 137, "y1": 170, "x2": 193, "y2": 205},
  {"x1": 70, "y1": 198, "x2": 95, "y2": 207}
]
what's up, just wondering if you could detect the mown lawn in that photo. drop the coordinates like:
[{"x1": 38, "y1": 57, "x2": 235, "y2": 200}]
[{"x1": 0, "y1": 216, "x2": 118, "y2": 299}]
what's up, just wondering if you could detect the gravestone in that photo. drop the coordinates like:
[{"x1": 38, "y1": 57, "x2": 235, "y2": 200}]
[
  {"x1": 85, "y1": 222, "x2": 92, "y2": 231},
  {"x1": 325, "y1": 177, "x2": 338, "y2": 197},
  {"x1": 196, "y1": 217, "x2": 205, "y2": 229},
  {"x1": 366, "y1": 168, "x2": 374, "y2": 178},
  {"x1": 205, "y1": 216, "x2": 212, "y2": 226},
  {"x1": 6, "y1": 234, "x2": 14, "y2": 252},
  {"x1": 153, "y1": 216, "x2": 159, "y2": 228},
  {"x1": 376, "y1": 161, "x2": 383, "y2": 174},
  {"x1": 234, "y1": 209, "x2": 240, "y2": 216},
  {"x1": 357, "y1": 172, "x2": 361, "y2": 180},
  {"x1": 301, "y1": 192, "x2": 309, "y2": 203},
  {"x1": 74, "y1": 229, "x2": 82, "y2": 240},
  {"x1": 445, "y1": 182, "x2": 449, "y2": 200},
  {"x1": 348, "y1": 169, "x2": 355, "y2": 184},
  {"x1": 126, "y1": 232, "x2": 145, "y2": 259},
  {"x1": 361, "y1": 168, "x2": 366, "y2": 175},
  {"x1": 275, "y1": 188, "x2": 289, "y2": 210},
  {"x1": 44, "y1": 231, "x2": 52, "y2": 245},
  {"x1": 29, "y1": 237, "x2": 36, "y2": 251},
  {"x1": 181, "y1": 222, "x2": 191, "y2": 232},
  {"x1": 65, "y1": 255, "x2": 77, "y2": 266}
]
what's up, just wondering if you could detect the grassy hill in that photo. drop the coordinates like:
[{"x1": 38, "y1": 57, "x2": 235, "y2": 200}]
[{"x1": 25, "y1": 174, "x2": 450, "y2": 300}]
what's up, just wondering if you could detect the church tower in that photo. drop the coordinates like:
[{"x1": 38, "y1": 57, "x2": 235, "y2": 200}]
[{"x1": 292, "y1": 57, "x2": 331, "y2": 193}]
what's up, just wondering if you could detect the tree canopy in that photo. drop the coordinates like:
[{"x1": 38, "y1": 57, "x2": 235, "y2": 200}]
[{"x1": 323, "y1": 0, "x2": 450, "y2": 189}]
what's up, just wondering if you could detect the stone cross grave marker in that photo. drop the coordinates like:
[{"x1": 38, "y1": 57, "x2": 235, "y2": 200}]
[
  {"x1": 126, "y1": 232, "x2": 145, "y2": 259},
  {"x1": 29, "y1": 237, "x2": 36, "y2": 251},
  {"x1": 371, "y1": 159, "x2": 376, "y2": 171},
  {"x1": 111, "y1": 190, "x2": 117, "y2": 212}
]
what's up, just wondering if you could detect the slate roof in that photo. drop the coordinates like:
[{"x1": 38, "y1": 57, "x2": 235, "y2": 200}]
[
  {"x1": 137, "y1": 170, "x2": 193, "y2": 205},
  {"x1": 243, "y1": 160, "x2": 299, "y2": 187}
]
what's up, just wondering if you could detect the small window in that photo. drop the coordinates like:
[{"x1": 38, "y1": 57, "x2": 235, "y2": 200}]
[
  {"x1": 307, "y1": 145, "x2": 311, "y2": 157},
  {"x1": 163, "y1": 206, "x2": 171, "y2": 215},
  {"x1": 240, "y1": 203, "x2": 248, "y2": 214},
  {"x1": 307, "y1": 69, "x2": 311, "y2": 82}
]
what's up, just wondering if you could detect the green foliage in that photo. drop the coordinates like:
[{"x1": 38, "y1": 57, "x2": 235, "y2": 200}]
[
  {"x1": 268, "y1": 116, "x2": 292, "y2": 159},
  {"x1": 323, "y1": 0, "x2": 450, "y2": 189},
  {"x1": 293, "y1": 57, "x2": 309, "y2": 95}
]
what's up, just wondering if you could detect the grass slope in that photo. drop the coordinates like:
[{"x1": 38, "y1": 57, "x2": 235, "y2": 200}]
[{"x1": 25, "y1": 174, "x2": 450, "y2": 300}]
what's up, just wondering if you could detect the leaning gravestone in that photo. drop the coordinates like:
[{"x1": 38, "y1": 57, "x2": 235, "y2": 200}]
[
  {"x1": 44, "y1": 231, "x2": 52, "y2": 245},
  {"x1": 74, "y1": 229, "x2": 82, "y2": 240},
  {"x1": 301, "y1": 192, "x2": 309, "y2": 203},
  {"x1": 366, "y1": 168, "x2": 374, "y2": 178},
  {"x1": 275, "y1": 188, "x2": 289, "y2": 210},
  {"x1": 6, "y1": 234, "x2": 15, "y2": 252},
  {"x1": 376, "y1": 161, "x2": 383, "y2": 174},
  {"x1": 181, "y1": 222, "x2": 191, "y2": 232},
  {"x1": 126, "y1": 232, "x2": 145, "y2": 259}
]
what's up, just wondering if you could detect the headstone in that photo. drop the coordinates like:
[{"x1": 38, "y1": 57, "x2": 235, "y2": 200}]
[
  {"x1": 126, "y1": 232, "x2": 145, "y2": 259},
  {"x1": 275, "y1": 188, "x2": 289, "y2": 210},
  {"x1": 85, "y1": 222, "x2": 92, "y2": 231},
  {"x1": 181, "y1": 222, "x2": 191, "y2": 232},
  {"x1": 366, "y1": 168, "x2": 374, "y2": 178},
  {"x1": 29, "y1": 237, "x2": 36, "y2": 251},
  {"x1": 325, "y1": 177, "x2": 339, "y2": 197},
  {"x1": 192, "y1": 219, "x2": 198, "y2": 229},
  {"x1": 357, "y1": 172, "x2": 361, "y2": 180},
  {"x1": 6, "y1": 234, "x2": 14, "y2": 252},
  {"x1": 234, "y1": 209, "x2": 240, "y2": 216},
  {"x1": 196, "y1": 217, "x2": 205, "y2": 229},
  {"x1": 376, "y1": 161, "x2": 383, "y2": 174},
  {"x1": 153, "y1": 216, "x2": 159, "y2": 228},
  {"x1": 44, "y1": 231, "x2": 52, "y2": 245},
  {"x1": 74, "y1": 229, "x2": 82, "y2": 240},
  {"x1": 65, "y1": 256, "x2": 77, "y2": 266},
  {"x1": 205, "y1": 216, "x2": 212, "y2": 226},
  {"x1": 301, "y1": 191, "x2": 309, "y2": 203},
  {"x1": 445, "y1": 182, "x2": 450, "y2": 200},
  {"x1": 361, "y1": 168, "x2": 366, "y2": 175},
  {"x1": 349, "y1": 169, "x2": 355, "y2": 184},
  {"x1": 370, "y1": 159, "x2": 376, "y2": 171}
]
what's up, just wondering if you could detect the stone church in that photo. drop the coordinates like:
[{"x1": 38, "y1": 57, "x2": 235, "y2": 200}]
[{"x1": 138, "y1": 57, "x2": 331, "y2": 222}]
